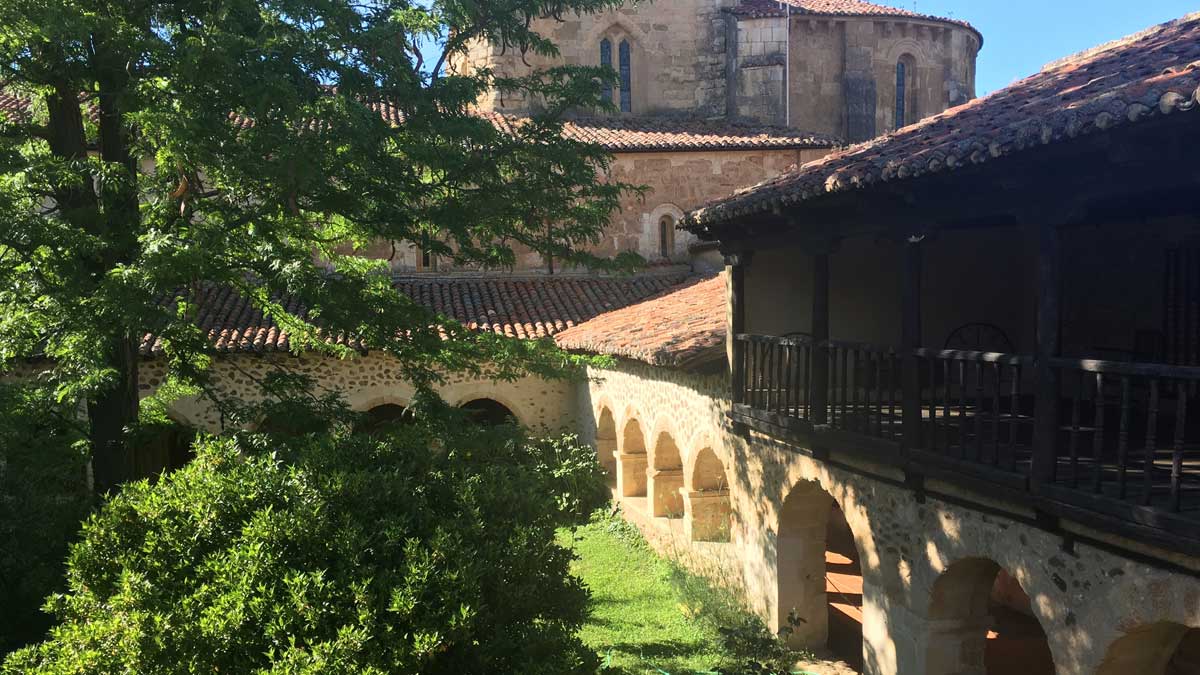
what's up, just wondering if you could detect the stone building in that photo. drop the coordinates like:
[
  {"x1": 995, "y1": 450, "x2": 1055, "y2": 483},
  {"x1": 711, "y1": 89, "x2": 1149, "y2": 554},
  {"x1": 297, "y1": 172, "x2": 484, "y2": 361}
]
[
  {"x1": 451, "y1": 0, "x2": 980, "y2": 141},
  {"x1": 133, "y1": 7, "x2": 1200, "y2": 675}
]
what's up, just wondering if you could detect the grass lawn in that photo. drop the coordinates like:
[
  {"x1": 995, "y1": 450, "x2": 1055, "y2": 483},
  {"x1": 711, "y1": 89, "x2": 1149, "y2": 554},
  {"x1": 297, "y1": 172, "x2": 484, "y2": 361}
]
[{"x1": 557, "y1": 514, "x2": 747, "y2": 675}]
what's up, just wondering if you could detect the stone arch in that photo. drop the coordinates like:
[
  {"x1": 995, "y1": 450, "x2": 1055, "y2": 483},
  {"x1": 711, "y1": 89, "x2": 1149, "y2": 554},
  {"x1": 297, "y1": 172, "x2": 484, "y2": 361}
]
[
  {"x1": 344, "y1": 384, "x2": 415, "y2": 415},
  {"x1": 894, "y1": 52, "x2": 918, "y2": 130},
  {"x1": 442, "y1": 386, "x2": 529, "y2": 427},
  {"x1": 776, "y1": 479, "x2": 866, "y2": 668},
  {"x1": 1096, "y1": 622, "x2": 1200, "y2": 675},
  {"x1": 359, "y1": 403, "x2": 411, "y2": 434},
  {"x1": 595, "y1": 406, "x2": 618, "y2": 484},
  {"x1": 648, "y1": 429, "x2": 684, "y2": 518},
  {"x1": 645, "y1": 203, "x2": 686, "y2": 261},
  {"x1": 618, "y1": 417, "x2": 648, "y2": 498},
  {"x1": 685, "y1": 446, "x2": 731, "y2": 542},
  {"x1": 925, "y1": 557, "x2": 1054, "y2": 675},
  {"x1": 459, "y1": 397, "x2": 517, "y2": 426}
]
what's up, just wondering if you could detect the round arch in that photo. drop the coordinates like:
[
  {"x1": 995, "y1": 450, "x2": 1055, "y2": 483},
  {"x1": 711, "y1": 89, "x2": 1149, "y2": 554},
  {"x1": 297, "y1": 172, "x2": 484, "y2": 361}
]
[
  {"x1": 359, "y1": 403, "x2": 411, "y2": 434},
  {"x1": 1096, "y1": 622, "x2": 1200, "y2": 675},
  {"x1": 443, "y1": 387, "x2": 529, "y2": 427},
  {"x1": 645, "y1": 203, "x2": 686, "y2": 261},
  {"x1": 459, "y1": 398, "x2": 517, "y2": 426},
  {"x1": 925, "y1": 557, "x2": 1054, "y2": 675},
  {"x1": 595, "y1": 406, "x2": 618, "y2": 484},
  {"x1": 618, "y1": 417, "x2": 648, "y2": 498},
  {"x1": 776, "y1": 479, "x2": 866, "y2": 669},
  {"x1": 649, "y1": 430, "x2": 684, "y2": 518}
]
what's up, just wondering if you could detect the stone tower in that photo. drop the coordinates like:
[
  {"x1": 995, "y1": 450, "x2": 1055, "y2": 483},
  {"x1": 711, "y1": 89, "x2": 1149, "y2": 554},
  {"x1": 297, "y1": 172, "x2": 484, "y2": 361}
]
[{"x1": 452, "y1": 0, "x2": 982, "y2": 142}]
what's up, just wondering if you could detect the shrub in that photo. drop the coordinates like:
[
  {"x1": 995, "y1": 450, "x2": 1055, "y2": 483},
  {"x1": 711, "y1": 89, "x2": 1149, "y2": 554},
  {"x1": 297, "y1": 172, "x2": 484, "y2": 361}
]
[
  {"x1": 0, "y1": 385, "x2": 91, "y2": 657},
  {"x1": 3, "y1": 423, "x2": 603, "y2": 675}
]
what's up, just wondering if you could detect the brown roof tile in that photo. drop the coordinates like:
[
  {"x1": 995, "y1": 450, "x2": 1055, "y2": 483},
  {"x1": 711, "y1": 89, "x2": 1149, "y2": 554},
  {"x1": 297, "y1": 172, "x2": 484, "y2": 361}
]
[
  {"x1": 688, "y1": 12, "x2": 1200, "y2": 229},
  {"x1": 555, "y1": 274, "x2": 726, "y2": 369},
  {"x1": 138, "y1": 273, "x2": 689, "y2": 356}
]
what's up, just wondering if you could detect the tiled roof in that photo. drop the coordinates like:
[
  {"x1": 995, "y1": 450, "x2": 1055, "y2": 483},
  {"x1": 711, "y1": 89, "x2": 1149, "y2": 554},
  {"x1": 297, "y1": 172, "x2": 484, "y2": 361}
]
[
  {"x1": 730, "y1": 0, "x2": 978, "y2": 36},
  {"x1": 555, "y1": 116, "x2": 837, "y2": 152},
  {"x1": 0, "y1": 93, "x2": 835, "y2": 153},
  {"x1": 138, "y1": 273, "x2": 689, "y2": 356},
  {"x1": 688, "y1": 12, "x2": 1200, "y2": 229},
  {"x1": 555, "y1": 274, "x2": 726, "y2": 369}
]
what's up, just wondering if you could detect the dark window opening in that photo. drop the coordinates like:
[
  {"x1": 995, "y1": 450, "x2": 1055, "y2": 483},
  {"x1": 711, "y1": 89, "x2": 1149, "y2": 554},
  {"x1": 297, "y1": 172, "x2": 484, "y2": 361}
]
[
  {"x1": 360, "y1": 403, "x2": 410, "y2": 434},
  {"x1": 460, "y1": 398, "x2": 517, "y2": 427},
  {"x1": 659, "y1": 215, "x2": 675, "y2": 259},
  {"x1": 618, "y1": 40, "x2": 632, "y2": 113},
  {"x1": 600, "y1": 39, "x2": 613, "y2": 104},
  {"x1": 895, "y1": 61, "x2": 908, "y2": 129}
]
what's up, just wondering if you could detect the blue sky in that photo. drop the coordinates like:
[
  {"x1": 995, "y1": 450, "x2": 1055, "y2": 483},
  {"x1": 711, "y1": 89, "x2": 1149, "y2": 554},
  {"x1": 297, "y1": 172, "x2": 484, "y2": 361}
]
[{"x1": 916, "y1": 1, "x2": 1197, "y2": 94}]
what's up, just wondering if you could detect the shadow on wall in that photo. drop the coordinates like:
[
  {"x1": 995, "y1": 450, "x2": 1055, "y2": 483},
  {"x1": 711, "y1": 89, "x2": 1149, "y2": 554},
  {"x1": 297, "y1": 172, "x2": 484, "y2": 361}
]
[{"x1": 1097, "y1": 623, "x2": 1200, "y2": 675}]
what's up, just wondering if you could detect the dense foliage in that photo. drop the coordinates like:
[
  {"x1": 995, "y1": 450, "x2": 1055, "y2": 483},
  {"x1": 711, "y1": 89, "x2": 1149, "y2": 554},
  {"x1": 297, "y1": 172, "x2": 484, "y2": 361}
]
[
  {"x1": 3, "y1": 421, "x2": 610, "y2": 674},
  {"x1": 0, "y1": 385, "x2": 91, "y2": 657},
  {"x1": 0, "y1": 0, "x2": 640, "y2": 489}
]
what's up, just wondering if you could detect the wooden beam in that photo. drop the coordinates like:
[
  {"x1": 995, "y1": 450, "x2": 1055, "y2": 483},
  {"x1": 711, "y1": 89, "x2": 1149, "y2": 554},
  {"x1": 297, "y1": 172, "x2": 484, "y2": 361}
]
[
  {"x1": 901, "y1": 236, "x2": 924, "y2": 453},
  {"x1": 1031, "y1": 223, "x2": 1062, "y2": 486},
  {"x1": 727, "y1": 251, "x2": 752, "y2": 406},
  {"x1": 811, "y1": 251, "x2": 830, "y2": 426}
]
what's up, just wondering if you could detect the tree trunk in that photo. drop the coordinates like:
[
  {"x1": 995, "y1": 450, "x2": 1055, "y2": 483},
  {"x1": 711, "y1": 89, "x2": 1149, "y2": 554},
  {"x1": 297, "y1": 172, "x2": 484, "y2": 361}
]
[{"x1": 88, "y1": 335, "x2": 140, "y2": 493}]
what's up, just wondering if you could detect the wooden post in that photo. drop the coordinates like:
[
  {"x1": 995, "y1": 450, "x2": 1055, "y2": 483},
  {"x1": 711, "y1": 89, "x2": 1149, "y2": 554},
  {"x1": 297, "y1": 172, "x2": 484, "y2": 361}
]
[
  {"x1": 1032, "y1": 223, "x2": 1062, "y2": 486},
  {"x1": 901, "y1": 235, "x2": 924, "y2": 452},
  {"x1": 811, "y1": 252, "x2": 831, "y2": 426},
  {"x1": 727, "y1": 251, "x2": 752, "y2": 406}
]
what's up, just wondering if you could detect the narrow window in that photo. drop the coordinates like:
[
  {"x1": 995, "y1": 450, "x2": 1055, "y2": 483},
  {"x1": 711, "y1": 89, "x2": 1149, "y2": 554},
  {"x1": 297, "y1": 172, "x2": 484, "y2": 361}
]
[
  {"x1": 895, "y1": 61, "x2": 907, "y2": 129},
  {"x1": 600, "y1": 39, "x2": 613, "y2": 104},
  {"x1": 418, "y1": 233, "x2": 437, "y2": 271},
  {"x1": 618, "y1": 40, "x2": 632, "y2": 113},
  {"x1": 659, "y1": 215, "x2": 674, "y2": 259}
]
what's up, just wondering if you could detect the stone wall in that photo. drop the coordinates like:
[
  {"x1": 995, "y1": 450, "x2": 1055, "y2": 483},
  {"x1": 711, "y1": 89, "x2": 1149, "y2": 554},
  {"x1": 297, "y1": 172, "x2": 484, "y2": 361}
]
[
  {"x1": 575, "y1": 358, "x2": 1200, "y2": 675},
  {"x1": 353, "y1": 147, "x2": 823, "y2": 273},
  {"x1": 141, "y1": 352, "x2": 576, "y2": 434},
  {"x1": 451, "y1": 0, "x2": 735, "y2": 117},
  {"x1": 786, "y1": 16, "x2": 979, "y2": 141}
]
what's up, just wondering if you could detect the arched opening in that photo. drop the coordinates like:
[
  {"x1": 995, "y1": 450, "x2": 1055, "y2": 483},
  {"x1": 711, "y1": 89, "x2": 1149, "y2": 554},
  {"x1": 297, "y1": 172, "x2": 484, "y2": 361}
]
[
  {"x1": 658, "y1": 214, "x2": 675, "y2": 259},
  {"x1": 596, "y1": 407, "x2": 618, "y2": 486},
  {"x1": 618, "y1": 418, "x2": 648, "y2": 498},
  {"x1": 599, "y1": 38, "x2": 613, "y2": 104},
  {"x1": 359, "y1": 403, "x2": 410, "y2": 434},
  {"x1": 618, "y1": 39, "x2": 632, "y2": 113},
  {"x1": 926, "y1": 558, "x2": 1054, "y2": 675},
  {"x1": 1097, "y1": 622, "x2": 1200, "y2": 675},
  {"x1": 460, "y1": 398, "x2": 517, "y2": 427},
  {"x1": 649, "y1": 431, "x2": 684, "y2": 518},
  {"x1": 686, "y1": 447, "x2": 731, "y2": 542},
  {"x1": 777, "y1": 481, "x2": 864, "y2": 668},
  {"x1": 894, "y1": 54, "x2": 916, "y2": 130},
  {"x1": 133, "y1": 420, "x2": 196, "y2": 480}
]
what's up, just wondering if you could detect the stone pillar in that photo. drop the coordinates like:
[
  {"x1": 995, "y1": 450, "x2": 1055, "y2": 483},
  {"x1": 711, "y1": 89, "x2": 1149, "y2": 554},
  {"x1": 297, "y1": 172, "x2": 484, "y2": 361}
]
[
  {"x1": 923, "y1": 616, "x2": 992, "y2": 675},
  {"x1": 618, "y1": 452, "x2": 648, "y2": 498},
  {"x1": 649, "y1": 468, "x2": 685, "y2": 517},
  {"x1": 597, "y1": 435, "x2": 618, "y2": 480},
  {"x1": 684, "y1": 489, "x2": 732, "y2": 542}
]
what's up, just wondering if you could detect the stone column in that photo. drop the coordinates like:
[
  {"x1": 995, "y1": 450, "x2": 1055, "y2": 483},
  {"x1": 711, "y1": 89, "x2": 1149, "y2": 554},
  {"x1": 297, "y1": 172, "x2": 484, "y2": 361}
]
[
  {"x1": 684, "y1": 488, "x2": 732, "y2": 542},
  {"x1": 649, "y1": 468, "x2": 685, "y2": 517},
  {"x1": 618, "y1": 452, "x2": 649, "y2": 498},
  {"x1": 923, "y1": 616, "x2": 992, "y2": 675}
]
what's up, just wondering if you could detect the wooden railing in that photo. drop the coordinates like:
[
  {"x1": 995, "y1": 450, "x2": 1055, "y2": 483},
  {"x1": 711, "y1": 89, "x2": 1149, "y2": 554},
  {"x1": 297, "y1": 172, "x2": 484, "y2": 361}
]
[
  {"x1": 826, "y1": 340, "x2": 901, "y2": 440},
  {"x1": 736, "y1": 334, "x2": 812, "y2": 422},
  {"x1": 1050, "y1": 358, "x2": 1200, "y2": 515},
  {"x1": 732, "y1": 334, "x2": 1200, "y2": 551},
  {"x1": 914, "y1": 349, "x2": 1034, "y2": 474}
]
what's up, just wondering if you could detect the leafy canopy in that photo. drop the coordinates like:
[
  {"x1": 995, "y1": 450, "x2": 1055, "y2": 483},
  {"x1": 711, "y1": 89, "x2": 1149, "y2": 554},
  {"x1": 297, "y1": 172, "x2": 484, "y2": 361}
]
[{"x1": 0, "y1": 0, "x2": 640, "y2": 436}]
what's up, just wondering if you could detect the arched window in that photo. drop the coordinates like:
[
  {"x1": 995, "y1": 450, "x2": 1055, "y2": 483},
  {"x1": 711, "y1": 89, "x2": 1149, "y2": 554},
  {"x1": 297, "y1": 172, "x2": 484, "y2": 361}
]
[
  {"x1": 599, "y1": 39, "x2": 613, "y2": 104},
  {"x1": 658, "y1": 214, "x2": 675, "y2": 259},
  {"x1": 460, "y1": 398, "x2": 517, "y2": 426},
  {"x1": 618, "y1": 40, "x2": 632, "y2": 112},
  {"x1": 894, "y1": 57, "x2": 914, "y2": 130}
]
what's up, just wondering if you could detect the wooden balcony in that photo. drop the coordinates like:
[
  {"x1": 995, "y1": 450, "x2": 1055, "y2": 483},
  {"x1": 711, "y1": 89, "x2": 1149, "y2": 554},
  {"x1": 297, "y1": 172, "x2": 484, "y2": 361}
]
[{"x1": 730, "y1": 333, "x2": 1200, "y2": 556}]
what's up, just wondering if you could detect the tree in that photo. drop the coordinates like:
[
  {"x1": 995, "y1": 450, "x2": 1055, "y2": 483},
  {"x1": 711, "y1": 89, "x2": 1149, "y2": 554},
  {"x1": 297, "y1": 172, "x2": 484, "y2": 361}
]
[{"x1": 0, "y1": 0, "x2": 640, "y2": 491}]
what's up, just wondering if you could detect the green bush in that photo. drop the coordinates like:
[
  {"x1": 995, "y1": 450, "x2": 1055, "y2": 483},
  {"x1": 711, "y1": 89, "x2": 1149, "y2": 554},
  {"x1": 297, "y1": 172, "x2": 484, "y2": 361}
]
[
  {"x1": 0, "y1": 385, "x2": 91, "y2": 657},
  {"x1": 3, "y1": 423, "x2": 605, "y2": 674}
]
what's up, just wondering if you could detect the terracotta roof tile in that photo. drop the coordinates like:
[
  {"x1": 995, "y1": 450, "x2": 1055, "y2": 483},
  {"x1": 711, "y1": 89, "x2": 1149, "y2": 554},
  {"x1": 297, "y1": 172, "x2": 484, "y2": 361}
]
[
  {"x1": 555, "y1": 274, "x2": 726, "y2": 369},
  {"x1": 688, "y1": 12, "x2": 1200, "y2": 229},
  {"x1": 138, "y1": 273, "x2": 689, "y2": 356}
]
